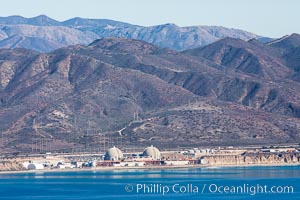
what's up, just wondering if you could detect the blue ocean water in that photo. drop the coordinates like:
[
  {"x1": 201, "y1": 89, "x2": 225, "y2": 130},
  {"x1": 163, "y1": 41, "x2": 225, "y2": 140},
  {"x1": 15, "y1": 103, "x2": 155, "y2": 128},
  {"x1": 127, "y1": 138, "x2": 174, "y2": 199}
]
[{"x1": 0, "y1": 166, "x2": 299, "y2": 200}]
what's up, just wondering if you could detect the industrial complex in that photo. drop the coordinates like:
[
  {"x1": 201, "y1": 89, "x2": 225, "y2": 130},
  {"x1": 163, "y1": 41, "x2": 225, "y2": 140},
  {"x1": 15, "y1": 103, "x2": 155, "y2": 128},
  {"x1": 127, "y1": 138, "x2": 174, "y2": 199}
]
[{"x1": 13, "y1": 144, "x2": 300, "y2": 172}]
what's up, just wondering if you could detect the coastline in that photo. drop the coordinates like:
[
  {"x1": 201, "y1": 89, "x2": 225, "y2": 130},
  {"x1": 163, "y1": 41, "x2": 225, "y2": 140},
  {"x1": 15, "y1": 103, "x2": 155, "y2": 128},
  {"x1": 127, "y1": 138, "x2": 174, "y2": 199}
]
[{"x1": 0, "y1": 162, "x2": 299, "y2": 175}]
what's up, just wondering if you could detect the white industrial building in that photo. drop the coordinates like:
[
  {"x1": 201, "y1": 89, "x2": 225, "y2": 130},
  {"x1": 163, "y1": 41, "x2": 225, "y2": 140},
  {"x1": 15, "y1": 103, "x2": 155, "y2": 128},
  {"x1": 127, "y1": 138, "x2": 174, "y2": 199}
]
[
  {"x1": 23, "y1": 162, "x2": 45, "y2": 170},
  {"x1": 164, "y1": 160, "x2": 190, "y2": 166}
]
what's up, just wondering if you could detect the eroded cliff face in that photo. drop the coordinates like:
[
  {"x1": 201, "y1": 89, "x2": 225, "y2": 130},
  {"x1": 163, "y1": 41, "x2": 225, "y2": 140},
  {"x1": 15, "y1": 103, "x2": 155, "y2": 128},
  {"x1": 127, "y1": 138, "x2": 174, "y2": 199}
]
[
  {"x1": 0, "y1": 161, "x2": 25, "y2": 171},
  {"x1": 203, "y1": 153, "x2": 300, "y2": 166}
]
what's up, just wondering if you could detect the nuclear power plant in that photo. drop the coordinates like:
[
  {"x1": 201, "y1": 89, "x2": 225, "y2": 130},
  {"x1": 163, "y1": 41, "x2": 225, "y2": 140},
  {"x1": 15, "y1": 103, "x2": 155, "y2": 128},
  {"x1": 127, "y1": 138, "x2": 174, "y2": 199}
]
[
  {"x1": 14, "y1": 144, "x2": 300, "y2": 171},
  {"x1": 97, "y1": 145, "x2": 201, "y2": 167}
]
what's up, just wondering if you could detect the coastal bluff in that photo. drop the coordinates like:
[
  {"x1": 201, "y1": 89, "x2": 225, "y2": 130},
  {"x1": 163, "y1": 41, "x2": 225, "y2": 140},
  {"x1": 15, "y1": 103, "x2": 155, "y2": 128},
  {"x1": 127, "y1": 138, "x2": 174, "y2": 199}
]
[
  {"x1": 0, "y1": 161, "x2": 25, "y2": 171},
  {"x1": 202, "y1": 152, "x2": 300, "y2": 166},
  {"x1": 0, "y1": 152, "x2": 299, "y2": 172}
]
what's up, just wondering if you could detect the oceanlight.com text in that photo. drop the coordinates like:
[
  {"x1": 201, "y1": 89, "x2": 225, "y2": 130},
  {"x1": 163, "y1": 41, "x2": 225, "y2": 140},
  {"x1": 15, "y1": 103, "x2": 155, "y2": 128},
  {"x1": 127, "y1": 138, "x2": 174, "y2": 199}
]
[{"x1": 124, "y1": 183, "x2": 294, "y2": 196}]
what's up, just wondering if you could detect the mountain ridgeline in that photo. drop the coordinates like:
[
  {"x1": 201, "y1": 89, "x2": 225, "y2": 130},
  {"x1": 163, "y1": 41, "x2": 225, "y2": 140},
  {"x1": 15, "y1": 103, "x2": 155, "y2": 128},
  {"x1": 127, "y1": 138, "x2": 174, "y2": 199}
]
[
  {"x1": 0, "y1": 31, "x2": 300, "y2": 153},
  {"x1": 0, "y1": 15, "x2": 271, "y2": 52}
]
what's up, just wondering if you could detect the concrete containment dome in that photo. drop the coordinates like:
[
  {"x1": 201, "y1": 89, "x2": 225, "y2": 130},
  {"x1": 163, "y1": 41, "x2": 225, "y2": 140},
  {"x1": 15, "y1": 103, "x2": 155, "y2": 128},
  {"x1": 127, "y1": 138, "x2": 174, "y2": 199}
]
[
  {"x1": 143, "y1": 145, "x2": 161, "y2": 159},
  {"x1": 27, "y1": 163, "x2": 45, "y2": 170},
  {"x1": 104, "y1": 146, "x2": 123, "y2": 161}
]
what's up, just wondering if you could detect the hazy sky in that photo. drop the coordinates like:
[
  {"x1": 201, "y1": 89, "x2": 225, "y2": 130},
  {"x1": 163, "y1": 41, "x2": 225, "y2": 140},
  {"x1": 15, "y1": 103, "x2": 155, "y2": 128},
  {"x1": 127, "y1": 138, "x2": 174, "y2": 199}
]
[{"x1": 0, "y1": 0, "x2": 298, "y2": 38}]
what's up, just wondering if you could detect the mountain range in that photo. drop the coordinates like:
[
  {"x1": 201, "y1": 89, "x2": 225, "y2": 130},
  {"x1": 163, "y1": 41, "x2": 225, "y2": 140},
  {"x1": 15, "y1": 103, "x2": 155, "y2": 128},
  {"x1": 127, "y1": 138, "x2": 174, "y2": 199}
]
[
  {"x1": 0, "y1": 15, "x2": 272, "y2": 52},
  {"x1": 0, "y1": 28, "x2": 300, "y2": 153}
]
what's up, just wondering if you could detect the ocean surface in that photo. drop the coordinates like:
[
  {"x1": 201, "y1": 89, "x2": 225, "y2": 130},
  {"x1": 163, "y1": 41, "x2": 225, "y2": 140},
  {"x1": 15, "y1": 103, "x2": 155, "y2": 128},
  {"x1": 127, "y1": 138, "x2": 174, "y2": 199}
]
[{"x1": 0, "y1": 166, "x2": 299, "y2": 200}]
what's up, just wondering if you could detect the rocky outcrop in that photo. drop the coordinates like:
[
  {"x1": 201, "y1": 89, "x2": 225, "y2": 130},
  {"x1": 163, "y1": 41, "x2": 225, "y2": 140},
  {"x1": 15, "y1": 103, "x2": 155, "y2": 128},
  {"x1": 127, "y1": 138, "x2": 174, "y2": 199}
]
[{"x1": 203, "y1": 153, "x2": 300, "y2": 166}]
